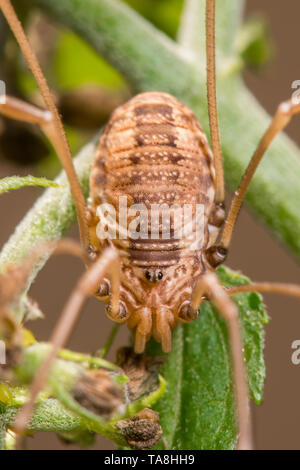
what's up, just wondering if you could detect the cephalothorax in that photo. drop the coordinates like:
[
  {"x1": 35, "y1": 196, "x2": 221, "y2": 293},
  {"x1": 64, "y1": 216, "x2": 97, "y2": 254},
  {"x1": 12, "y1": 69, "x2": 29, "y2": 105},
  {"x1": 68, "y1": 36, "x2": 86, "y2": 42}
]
[
  {"x1": 88, "y1": 91, "x2": 224, "y2": 353},
  {"x1": 1, "y1": 0, "x2": 300, "y2": 450}
]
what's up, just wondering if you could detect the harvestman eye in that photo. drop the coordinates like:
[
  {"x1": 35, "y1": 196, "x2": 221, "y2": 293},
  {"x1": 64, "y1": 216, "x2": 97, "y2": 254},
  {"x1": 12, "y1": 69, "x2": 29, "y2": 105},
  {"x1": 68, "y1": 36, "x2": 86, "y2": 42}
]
[{"x1": 145, "y1": 271, "x2": 163, "y2": 282}]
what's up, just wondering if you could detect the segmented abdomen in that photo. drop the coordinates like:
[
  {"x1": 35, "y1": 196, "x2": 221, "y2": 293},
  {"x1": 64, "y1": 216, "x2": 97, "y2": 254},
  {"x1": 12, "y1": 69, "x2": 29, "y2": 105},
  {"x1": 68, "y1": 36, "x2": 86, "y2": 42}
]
[{"x1": 90, "y1": 92, "x2": 216, "y2": 266}]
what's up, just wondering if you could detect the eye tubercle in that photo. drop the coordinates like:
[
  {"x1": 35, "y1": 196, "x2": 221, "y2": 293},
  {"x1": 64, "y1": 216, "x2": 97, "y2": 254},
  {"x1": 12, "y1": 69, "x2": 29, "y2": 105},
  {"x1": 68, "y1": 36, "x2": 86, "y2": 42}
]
[{"x1": 145, "y1": 270, "x2": 163, "y2": 282}]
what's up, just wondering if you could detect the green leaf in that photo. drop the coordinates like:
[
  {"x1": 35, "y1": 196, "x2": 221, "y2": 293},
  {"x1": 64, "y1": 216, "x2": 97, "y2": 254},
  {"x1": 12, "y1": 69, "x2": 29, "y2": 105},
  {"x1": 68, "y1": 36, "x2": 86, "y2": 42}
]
[
  {"x1": 0, "y1": 176, "x2": 60, "y2": 195},
  {"x1": 1, "y1": 398, "x2": 88, "y2": 434},
  {"x1": 147, "y1": 266, "x2": 268, "y2": 450}
]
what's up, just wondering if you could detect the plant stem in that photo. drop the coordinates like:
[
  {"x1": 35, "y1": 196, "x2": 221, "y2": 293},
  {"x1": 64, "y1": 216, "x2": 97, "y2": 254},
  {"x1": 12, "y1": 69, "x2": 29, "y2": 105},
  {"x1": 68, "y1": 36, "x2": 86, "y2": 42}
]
[
  {"x1": 0, "y1": 176, "x2": 60, "y2": 194},
  {"x1": 96, "y1": 324, "x2": 120, "y2": 359}
]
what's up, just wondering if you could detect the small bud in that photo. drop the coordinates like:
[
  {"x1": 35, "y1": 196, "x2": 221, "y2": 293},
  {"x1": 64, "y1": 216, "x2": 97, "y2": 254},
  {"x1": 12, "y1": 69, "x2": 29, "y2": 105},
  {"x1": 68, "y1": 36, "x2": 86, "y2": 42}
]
[{"x1": 118, "y1": 409, "x2": 162, "y2": 450}]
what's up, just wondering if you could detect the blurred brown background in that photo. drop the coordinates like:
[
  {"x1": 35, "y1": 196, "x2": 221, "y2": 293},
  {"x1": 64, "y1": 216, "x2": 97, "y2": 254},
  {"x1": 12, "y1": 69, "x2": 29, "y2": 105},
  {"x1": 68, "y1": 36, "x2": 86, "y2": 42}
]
[{"x1": 0, "y1": 1, "x2": 300, "y2": 450}]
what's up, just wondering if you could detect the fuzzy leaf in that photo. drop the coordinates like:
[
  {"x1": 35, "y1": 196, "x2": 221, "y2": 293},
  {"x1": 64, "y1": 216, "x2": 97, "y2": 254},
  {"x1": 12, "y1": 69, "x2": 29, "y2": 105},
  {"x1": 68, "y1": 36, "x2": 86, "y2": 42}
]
[
  {"x1": 147, "y1": 266, "x2": 268, "y2": 450},
  {"x1": 0, "y1": 176, "x2": 60, "y2": 194}
]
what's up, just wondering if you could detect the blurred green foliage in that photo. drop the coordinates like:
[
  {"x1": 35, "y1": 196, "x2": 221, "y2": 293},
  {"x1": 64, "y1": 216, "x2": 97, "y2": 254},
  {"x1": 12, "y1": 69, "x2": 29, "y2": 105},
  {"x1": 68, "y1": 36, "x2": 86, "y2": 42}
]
[
  {"x1": 54, "y1": 31, "x2": 124, "y2": 90},
  {"x1": 124, "y1": 0, "x2": 183, "y2": 38},
  {"x1": 16, "y1": 0, "x2": 185, "y2": 106},
  {"x1": 238, "y1": 16, "x2": 273, "y2": 68}
]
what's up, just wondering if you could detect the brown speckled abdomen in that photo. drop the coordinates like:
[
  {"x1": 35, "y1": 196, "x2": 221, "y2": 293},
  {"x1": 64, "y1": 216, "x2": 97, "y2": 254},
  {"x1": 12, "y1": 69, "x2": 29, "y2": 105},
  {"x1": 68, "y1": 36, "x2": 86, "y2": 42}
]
[{"x1": 89, "y1": 91, "x2": 217, "y2": 266}]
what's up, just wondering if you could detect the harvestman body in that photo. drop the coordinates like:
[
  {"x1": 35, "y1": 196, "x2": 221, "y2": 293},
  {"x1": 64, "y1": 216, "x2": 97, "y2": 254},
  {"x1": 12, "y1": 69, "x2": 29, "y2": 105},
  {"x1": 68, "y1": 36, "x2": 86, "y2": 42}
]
[
  {"x1": 1, "y1": 0, "x2": 300, "y2": 450},
  {"x1": 88, "y1": 91, "x2": 223, "y2": 354}
]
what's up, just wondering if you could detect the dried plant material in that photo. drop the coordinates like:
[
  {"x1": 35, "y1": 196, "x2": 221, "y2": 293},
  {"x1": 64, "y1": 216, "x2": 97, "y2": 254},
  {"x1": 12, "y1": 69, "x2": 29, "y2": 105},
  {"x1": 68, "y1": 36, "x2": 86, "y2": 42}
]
[
  {"x1": 116, "y1": 347, "x2": 165, "y2": 401},
  {"x1": 73, "y1": 369, "x2": 125, "y2": 420},
  {"x1": 118, "y1": 408, "x2": 162, "y2": 450}
]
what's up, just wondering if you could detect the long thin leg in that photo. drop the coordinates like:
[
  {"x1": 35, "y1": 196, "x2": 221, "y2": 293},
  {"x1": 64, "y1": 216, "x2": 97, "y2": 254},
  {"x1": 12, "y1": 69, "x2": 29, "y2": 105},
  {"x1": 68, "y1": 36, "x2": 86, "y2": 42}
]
[
  {"x1": 0, "y1": 238, "x2": 87, "y2": 324},
  {"x1": 220, "y1": 99, "x2": 300, "y2": 249},
  {"x1": 226, "y1": 282, "x2": 300, "y2": 299},
  {"x1": 191, "y1": 272, "x2": 252, "y2": 450},
  {"x1": 0, "y1": 0, "x2": 89, "y2": 250},
  {"x1": 13, "y1": 247, "x2": 120, "y2": 444},
  {"x1": 206, "y1": 0, "x2": 225, "y2": 204},
  {"x1": 19, "y1": 238, "x2": 90, "y2": 282},
  {"x1": 0, "y1": 96, "x2": 51, "y2": 125}
]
